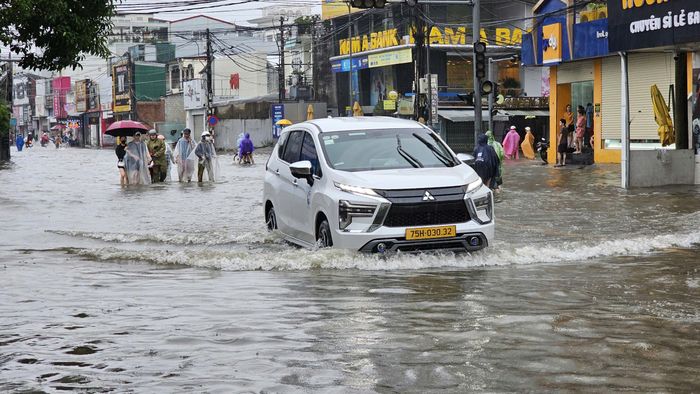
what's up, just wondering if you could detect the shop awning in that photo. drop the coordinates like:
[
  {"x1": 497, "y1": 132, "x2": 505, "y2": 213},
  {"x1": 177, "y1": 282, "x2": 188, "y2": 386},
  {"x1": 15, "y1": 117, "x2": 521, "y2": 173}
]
[
  {"x1": 499, "y1": 109, "x2": 550, "y2": 117},
  {"x1": 438, "y1": 109, "x2": 509, "y2": 122}
]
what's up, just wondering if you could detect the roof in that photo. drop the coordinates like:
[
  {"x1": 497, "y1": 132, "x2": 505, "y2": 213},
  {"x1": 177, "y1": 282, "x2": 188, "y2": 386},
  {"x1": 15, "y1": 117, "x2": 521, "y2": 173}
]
[
  {"x1": 438, "y1": 110, "x2": 509, "y2": 122},
  {"x1": 169, "y1": 14, "x2": 235, "y2": 26},
  {"x1": 301, "y1": 116, "x2": 424, "y2": 133}
]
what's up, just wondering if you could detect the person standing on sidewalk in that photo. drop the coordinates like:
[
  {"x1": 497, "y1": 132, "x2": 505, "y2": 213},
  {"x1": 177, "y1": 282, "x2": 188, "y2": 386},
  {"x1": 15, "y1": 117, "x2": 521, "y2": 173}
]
[
  {"x1": 555, "y1": 118, "x2": 569, "y2": 167},
  {"x1": 146, "y1": 129, "x2": 166, "y2": 183}
]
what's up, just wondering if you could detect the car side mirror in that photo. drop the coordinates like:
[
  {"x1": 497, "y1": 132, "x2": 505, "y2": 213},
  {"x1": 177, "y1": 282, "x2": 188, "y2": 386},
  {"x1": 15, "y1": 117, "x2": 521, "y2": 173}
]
[
  {"x1": 290, "y1": 160, "x2": 314, "y2": 185},
  {"x1": 456, "y1": 153, "x2": 475, "y2": 166}
]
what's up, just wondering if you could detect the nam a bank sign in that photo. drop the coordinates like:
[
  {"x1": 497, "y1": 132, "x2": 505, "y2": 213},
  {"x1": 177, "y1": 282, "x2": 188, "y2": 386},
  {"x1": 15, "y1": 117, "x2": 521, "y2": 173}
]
[{"x1": 339, "y1": 26, "x2": 523, "y2": 56}]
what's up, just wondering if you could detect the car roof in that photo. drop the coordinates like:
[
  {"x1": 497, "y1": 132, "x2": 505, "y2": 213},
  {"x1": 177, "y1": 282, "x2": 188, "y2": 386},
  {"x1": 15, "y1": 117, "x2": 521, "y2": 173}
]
[{"x1": 297, "y1": 116, "x2": 425, "y2": 134}]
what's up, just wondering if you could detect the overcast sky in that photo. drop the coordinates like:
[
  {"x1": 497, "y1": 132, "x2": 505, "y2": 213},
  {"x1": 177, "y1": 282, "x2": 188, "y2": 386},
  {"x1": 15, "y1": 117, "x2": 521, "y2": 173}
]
[{"x1": 118, "y1": 0, "x2": 322, "y2": 25}]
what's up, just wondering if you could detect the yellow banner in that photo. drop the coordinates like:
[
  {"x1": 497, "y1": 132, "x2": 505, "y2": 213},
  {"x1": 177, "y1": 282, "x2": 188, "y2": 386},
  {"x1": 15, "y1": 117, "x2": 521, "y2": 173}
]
[
  {"x1": 339, "y1": 26, "x2": 523, "y2": 56},
  {"x1": 542, "y1": 23, "x2": 562, "y2": 64},
  {"x1": 322, "y1": 0, "x2": 364, "y2": 20},
  {"x1": 368, "y1": 48, "x2": 413, "y2": 68}
]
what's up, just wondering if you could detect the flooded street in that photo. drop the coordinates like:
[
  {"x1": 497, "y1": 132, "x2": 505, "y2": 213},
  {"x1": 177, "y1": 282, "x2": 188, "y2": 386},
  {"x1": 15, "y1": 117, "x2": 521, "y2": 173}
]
[{"x1": 1, "y1": 147, "x2": 699, "y2": 392}]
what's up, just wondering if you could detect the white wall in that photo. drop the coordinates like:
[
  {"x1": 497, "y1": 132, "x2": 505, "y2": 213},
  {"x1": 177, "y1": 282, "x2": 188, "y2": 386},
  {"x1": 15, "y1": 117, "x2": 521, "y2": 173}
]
[
  {"x1": 629, "y1": 149, "x2": 695, "y2": 187},
  {"x1": 215, "y1": 118, "x2": 274, "y2": 151}
]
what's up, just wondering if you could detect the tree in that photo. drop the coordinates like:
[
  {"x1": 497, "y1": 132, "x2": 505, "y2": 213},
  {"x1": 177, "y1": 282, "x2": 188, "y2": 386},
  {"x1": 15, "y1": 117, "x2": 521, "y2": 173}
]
[
  {"x1": 0, "y1": 101, "x2": 10, "y2": 161},
  {"x1": 0, "y1": 0, "x2": 115, "y2": 71}
]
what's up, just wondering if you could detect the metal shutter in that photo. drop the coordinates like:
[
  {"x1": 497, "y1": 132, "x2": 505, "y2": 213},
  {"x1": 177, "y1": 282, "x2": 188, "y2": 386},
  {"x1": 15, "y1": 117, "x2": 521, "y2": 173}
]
[
  {"x1": 557, "y1": 60, "x2": 594, "y2": 84},
  {"x1": 602, "y1": 53, "x2": 675, "y2": 141},
  {"x1": 628, "y1": 53, "x2": 675, "y2": 141},
  {"x1": 602, "y1": 57, "x2": 622, "y2": 140}
]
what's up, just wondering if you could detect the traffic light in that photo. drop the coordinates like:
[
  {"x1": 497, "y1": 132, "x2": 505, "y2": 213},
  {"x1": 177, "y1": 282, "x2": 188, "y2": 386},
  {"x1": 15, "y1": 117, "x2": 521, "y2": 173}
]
[
  {"x1": 480, "y1": 80, "x2": 496, "y2": 96},
  {"x1": 350, "y1": 0, "x2": 386, "y2": 8},
  {"x1": 473, "y1": 41, "x2": 486, "y2": 80}
]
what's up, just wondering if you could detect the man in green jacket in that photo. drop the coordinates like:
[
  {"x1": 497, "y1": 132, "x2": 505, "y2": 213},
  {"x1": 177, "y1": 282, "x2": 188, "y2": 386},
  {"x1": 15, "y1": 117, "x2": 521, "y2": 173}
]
[{"x1": 146, "y1": 129, "x2": 167, "y2": 183}]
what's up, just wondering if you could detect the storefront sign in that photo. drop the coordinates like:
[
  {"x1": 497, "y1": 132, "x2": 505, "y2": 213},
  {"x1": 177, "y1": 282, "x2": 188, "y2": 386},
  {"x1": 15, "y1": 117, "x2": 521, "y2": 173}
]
[
  {"x1": 430, "y1": 74, "x2": 439, "y2": 126},
  {"x1": 573, "y1": 19, "x2": 610, "y2": 59},
  {"x1": 542, "y1": 23, "x2": 563, "y2": 64},
  {"x1": 322, "y1": 0, "x2": 364, "y2": 20},
  {"x1": 383, "y1": 100, "x2": 396, "y2": 111},
  {"x1": 112, "y1": 62, "x2": 131, "y2": 113},
  {"x1": 13, "y1": 76, "x2": 29, "y2": 106},
  {"x1": 331, "y1": 56, "x2": 369, "y2": 73},
  {"x1": 87, "y1": 81, "x2": 100, "y2": 112},
  {"x1": 183, "y1": 79, "x2": 205, "y2": 110},
  {"x1": 75, "y1": 80, "x2": 87, "y2": 113},
  {"x1": 339, "y1": 26, "x2": 522, "y2": 56},
  {"x1": 271, "y1": 104, "x2": 284, "y2": 139},
  {"x1": 367, "y1": 48, "x2": 412, "y2": 68},
  {"x1": 53, "y1": 76, "x2": 70, "y2": 119},
  {"x1": 608, "y1": 0, "x2": 700, "y2": 51}
]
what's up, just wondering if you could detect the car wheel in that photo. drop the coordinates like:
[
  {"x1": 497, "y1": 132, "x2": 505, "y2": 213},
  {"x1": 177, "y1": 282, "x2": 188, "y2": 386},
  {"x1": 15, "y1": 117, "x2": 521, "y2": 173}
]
[
  {"x1": 317, "y1": 219, "x2": 333, "y2": 248},
  {"x1": 266, "y1": 206, "x2": 277, "y2": 231}
]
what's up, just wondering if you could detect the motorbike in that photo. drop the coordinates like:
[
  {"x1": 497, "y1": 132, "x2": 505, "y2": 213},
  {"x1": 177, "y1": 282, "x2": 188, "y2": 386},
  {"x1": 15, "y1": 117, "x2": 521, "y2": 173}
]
[{"x1": 536, "y1": 138, "x2": 549, "y2": 165}]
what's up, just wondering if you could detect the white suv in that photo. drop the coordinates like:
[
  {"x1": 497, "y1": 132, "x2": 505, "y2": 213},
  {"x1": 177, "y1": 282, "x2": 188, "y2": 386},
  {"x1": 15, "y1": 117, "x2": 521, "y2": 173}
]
[{"x1": 263, "y1": 117, "x2": 494, "y2": 253}]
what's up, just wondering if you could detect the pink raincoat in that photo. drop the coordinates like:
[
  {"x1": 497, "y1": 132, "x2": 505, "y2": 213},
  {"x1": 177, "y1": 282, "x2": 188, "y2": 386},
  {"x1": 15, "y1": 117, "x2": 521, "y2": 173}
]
[{"x1": 502, "y1": 130, "x2": 521, "y2": 159}]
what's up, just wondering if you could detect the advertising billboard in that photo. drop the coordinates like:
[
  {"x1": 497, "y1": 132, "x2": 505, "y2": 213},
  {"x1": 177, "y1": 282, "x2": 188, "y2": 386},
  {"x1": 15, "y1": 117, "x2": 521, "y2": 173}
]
[{"x1": 112, "y1": 61, "x2": 131, "y2": 113}]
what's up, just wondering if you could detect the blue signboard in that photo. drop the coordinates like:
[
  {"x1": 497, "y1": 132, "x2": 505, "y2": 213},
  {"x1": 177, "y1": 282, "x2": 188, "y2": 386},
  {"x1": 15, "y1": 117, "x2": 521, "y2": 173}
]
[
  {"x1": 573, "y1": 19, "x2": 610, "y2": 60},
  {"x1": 271, "y1": 104, "x2": 284, "y2": 139},
  {"x1": 331, "y1": 56, "x2": 369, "y2": 73}
]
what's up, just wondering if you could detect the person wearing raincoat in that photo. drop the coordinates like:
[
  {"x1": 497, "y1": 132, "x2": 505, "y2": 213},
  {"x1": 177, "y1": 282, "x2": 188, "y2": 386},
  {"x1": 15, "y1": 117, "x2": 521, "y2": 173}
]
[
  {"x1": 159, "y1": 134, "x2": 174, "y2": 182},
  {"x1": 174, "y1": 128, "x2": 197, "y2": 182},
  {"x1": 123, "y1": 131, "x2": 152, "y2": 185},
  {"x1": 521, "y1": 126, "x2": 536, "y2": 160},
  {"x1": 473, "y1": 133, "x2": 500, "y2": 189},
  {"x1": 485, "y1": 130, "x2": 505, "y2": 189},
  {"x1": 15, "y1": 134, "x2": 24, "y2": 151},
  {"x1": 195, "y1": 130, "x2": 219, "y2": 182},
  {"x1": 502, "y1": 126, "x2": 520, "y2": 159},
  {"x1": 146, "y1": 129, "x2": 167, "y2": 183},
  {"x1": 238, "y1": 132, "x2": 254, "y2": 165}
]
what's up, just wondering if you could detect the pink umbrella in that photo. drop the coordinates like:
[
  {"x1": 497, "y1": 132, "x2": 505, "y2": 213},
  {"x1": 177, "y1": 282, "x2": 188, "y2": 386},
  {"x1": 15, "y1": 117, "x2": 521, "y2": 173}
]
[{"x1": 105, "y1": 120, "x2": 149, "y2": 137}]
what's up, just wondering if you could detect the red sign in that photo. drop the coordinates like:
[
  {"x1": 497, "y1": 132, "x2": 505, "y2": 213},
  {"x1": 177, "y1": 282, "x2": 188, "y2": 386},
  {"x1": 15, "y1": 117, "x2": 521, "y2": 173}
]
[{"x1": 229, "y1": 73, "x2": 240, "y2": 90}]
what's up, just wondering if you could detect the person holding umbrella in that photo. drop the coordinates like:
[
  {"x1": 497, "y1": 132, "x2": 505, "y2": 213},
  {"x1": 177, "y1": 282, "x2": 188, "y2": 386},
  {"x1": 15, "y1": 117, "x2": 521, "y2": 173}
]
[
  {"x1": 146, "y1": 129, "x2": 166, "y2": 183},
  {"x1": 124, "y1": 131, "x2": 152, "y2": 185}
]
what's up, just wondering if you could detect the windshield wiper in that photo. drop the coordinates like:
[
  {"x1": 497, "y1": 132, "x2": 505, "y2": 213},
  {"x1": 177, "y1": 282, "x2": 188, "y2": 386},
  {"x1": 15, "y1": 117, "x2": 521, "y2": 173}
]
[
  {"x1": 412, "y1": 133, "x2": 456, "y2": 167},
  {"x1": 396, "y1": 134, "x2": 423, "y2": 168}
]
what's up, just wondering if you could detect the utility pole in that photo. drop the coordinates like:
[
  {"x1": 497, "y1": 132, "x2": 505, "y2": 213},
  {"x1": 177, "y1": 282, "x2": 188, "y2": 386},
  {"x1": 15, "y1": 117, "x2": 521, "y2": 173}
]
[
  {"x1": 487, "y1": 58, "x2": 495, "y2": 133},
  {"x1": 413, "y1": 4, "x2": 426, "y2": 121},
  {"x1": 278, "y1": 17, "x2": 286, "y2": 102},
  {"x1": 205, "y1": 28, "x2": 213, "y2": 131},
  {"x1": 347, "y1": 3, "x2": 353, "y2": 114},
  {"x1": 472, "y1": 0, "x2": 482, "y2": 141}
]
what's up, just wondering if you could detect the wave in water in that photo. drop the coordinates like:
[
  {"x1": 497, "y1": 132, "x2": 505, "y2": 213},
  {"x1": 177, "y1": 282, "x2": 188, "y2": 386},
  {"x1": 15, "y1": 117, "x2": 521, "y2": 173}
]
[{"x1": 53, "y1": 229, "x2": 700, "y2": 271}]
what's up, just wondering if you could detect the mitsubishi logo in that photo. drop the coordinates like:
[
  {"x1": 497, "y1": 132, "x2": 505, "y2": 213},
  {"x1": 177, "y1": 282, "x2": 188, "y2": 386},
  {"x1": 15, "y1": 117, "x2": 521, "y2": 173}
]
[{"x1": 422, "y1": 191, "x2": 435, "y2": 201}]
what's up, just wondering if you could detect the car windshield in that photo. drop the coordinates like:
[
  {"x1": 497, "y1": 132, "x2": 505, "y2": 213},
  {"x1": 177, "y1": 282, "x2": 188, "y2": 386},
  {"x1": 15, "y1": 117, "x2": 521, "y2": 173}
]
[{"x1": 320, "y1": 128, "x2": 459, "y2": 172}]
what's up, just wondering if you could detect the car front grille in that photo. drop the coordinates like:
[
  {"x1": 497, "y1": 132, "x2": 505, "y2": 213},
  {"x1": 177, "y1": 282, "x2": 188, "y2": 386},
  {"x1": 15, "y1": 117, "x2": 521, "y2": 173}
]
[{"x1": 382, "y1": 200, "x2": 470, "y2": 227}]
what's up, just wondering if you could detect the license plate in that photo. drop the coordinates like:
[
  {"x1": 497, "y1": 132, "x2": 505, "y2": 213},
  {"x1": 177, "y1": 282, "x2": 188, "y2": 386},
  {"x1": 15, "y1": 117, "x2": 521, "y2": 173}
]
[{"x1": 405, "y1": 225, "x2": 457, "y2": 240}]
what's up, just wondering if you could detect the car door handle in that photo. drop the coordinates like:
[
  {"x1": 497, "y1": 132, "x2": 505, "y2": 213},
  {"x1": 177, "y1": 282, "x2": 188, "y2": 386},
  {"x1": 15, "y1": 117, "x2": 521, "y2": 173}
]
[
  {"x1": 292, "y1": 179, "x2": 298, "y2": 186},
  {"x1": 274, "y1": 168, "x2": 280, "y2": 176}
]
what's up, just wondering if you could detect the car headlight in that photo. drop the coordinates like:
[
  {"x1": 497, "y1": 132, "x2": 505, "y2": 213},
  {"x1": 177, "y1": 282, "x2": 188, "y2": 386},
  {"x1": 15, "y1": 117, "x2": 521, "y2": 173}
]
[
  {"x1": 471, "y1": 193, "x2": 493, "y2": 224},
  {"x1": 465, "y1": 178, "x2": 483, "y2": 193},
  {"x1": 339, "y1": 200, "x2": 377, "y2": 230},
  {"x1": 334, "y1": 182, "x2": 379, "y2": 197}
]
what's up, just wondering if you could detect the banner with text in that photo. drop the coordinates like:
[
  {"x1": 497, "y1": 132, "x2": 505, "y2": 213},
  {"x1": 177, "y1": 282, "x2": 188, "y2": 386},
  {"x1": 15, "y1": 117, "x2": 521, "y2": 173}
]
[{"x1": 608, "y1": 0, "x2": 700, "y2": 51}]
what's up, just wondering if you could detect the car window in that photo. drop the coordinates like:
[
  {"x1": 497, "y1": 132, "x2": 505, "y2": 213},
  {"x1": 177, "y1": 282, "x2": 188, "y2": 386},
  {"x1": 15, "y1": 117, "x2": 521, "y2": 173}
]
[
  {"x1": 320, "y1": 128, "x2": 458, "y2": 172},
  {"x1": 276, "y1": 131, "x2": 289, "y2": 158},
  {"x1": 300, "y1": 132, "x2": 321, "y2": 177},
  {"x1": 281, "y1": 130, "x2": 303, "y2": 163}
]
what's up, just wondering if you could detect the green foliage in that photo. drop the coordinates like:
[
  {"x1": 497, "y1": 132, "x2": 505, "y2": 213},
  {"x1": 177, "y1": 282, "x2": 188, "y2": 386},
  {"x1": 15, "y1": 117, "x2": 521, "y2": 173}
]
[
  {"x1": 0, "y1": 102, "x2": 10, "y2": 137},
  {"x1": 0, "y1": 0, "x2": 115, "y2": 71}
]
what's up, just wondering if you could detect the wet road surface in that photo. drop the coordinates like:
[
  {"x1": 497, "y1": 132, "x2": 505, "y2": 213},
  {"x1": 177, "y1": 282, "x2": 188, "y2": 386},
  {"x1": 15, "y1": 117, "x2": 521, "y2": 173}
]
[{"x1": 1, "y1": 147, "x2": 699, "y2": 392}]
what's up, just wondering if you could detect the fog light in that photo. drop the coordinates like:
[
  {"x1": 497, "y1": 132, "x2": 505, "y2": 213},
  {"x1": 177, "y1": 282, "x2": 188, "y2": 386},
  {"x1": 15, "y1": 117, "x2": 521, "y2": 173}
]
[
  {"x1": 377, "y1": 243, "x2": 387, "y2": 253},
  {"x1": 469, "y1": 237, "x2": 480, "y2": 247}
]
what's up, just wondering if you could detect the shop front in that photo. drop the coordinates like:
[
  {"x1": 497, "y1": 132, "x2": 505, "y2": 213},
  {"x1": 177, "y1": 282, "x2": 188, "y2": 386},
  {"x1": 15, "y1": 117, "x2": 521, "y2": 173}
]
[{"x1": 522, "y1": 0, "x2": 697, "y2": 185}]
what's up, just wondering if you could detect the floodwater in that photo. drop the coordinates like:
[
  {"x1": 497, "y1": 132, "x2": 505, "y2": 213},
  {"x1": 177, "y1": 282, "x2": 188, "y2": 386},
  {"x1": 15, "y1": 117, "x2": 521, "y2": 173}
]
[{"x1": 1, "y1": 146, "x2": 699, "y2": 392}]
